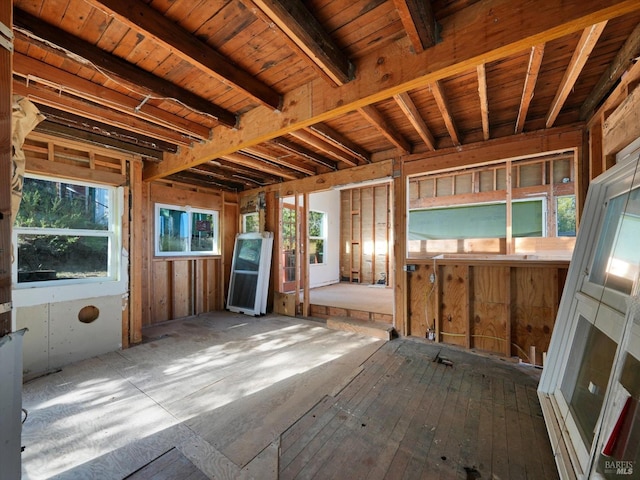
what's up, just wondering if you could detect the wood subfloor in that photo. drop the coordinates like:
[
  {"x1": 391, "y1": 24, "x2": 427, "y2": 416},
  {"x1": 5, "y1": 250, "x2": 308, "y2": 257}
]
[{"x1": 21, "y1": 313, "x2": 558, "y2": 480}]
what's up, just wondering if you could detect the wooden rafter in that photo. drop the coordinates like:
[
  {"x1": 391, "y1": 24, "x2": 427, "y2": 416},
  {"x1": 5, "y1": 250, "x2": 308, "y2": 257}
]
[
  {"x1": 223, "y1": 152, "x2": 302, "y2": 180},
  {"x1": 167, "y1": 170, "x2": 242, "y2": 191},
  {"x1": 270, "y1": 137, "x2": 338, "y2": 170},
  {"x1": 13, "y1": 52, "x2": 211, "y2": 140},
  {"x1": 431, "y1": 80, "x2": 461, "y2": 146},
  {"x1": 289, "y1": 129, "x2": 358, "y2": 166},
  {"x1": 144, "y1": 0, "x2": 640, "y2": 180},
  {"x1": 515, "y1": 44, "x2": 545, "y2": 134},
  {"x1": 476, "y1": 64, "x2": 490, "y2": 141},
  {"x1": 305, "y1": 124, "x2": 371, "y2": 164},
  {"x1": 13, "y1": 8, "x2": 237, "y2": 128},
  {"x1": 358, "y1": 105, "x2": 411, "y2": 154},
  {"x1": 250, "y1": 0, "x2": 353, "y2": 86},
  {"x1": 209, "y1": 158, "x2": 286, "y2": 186},
  {"x1": 241, "y1": 147, "x2": 317, "y2": 176},
  {"x1": 13, "y1": 79, "x2": 195, "y2": 146},
  {"x1": 85, "y1": 0, "x2": 281, "y2": 111},
  {"x1": 545, "y1": 21, "x2": 608, "y2": 128},
  {"x1": 580, "y1": 21, "x2": 640, "y2": 120},
  {"x1": 393, "y1": 91, "x2": 435, "y2": 150},
  {"x1": 392, "y1": 0, "x2": 438, "y2": 53}
]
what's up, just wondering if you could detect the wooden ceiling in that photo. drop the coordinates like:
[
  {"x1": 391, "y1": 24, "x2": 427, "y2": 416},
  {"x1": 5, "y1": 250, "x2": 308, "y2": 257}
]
[{"x1": 12, "y1": 0, "x2": 640, "y2": 191}]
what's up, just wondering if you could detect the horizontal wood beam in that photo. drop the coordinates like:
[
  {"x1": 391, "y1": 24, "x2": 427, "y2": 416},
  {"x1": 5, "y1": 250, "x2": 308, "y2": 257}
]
[
  {"x1": 144, "y1": 0, "x2": 640, "y2": 181},
  {"x1": 358, "y1": 105, "x2": 412, "y2": 154},
  {"x1": 515, "y1": 44, "x2": 545, "y2": 134},
  {"x1": 270, "y1": 137, "x2": 338, "y2": 171},
  {"x1": 431, "y1": 80, "x2": 461, "y2": 146},
  {"x1": 305, "y1": 124, "x2": 371, "y2": 164},
  {"x1": 251, "y1": 0, "x2": 353, "y2": 86},
  {"x1": 13, "y1": 8, "x2": 237, "y2": 128},
  {"x1": 403, "y1": 125, "x2": 583, "y2": 177},
  {"x1": 393, "y1": 0, "x2": 438, "y2": 53},
  {"x1": 87, "y1": 0, "x2": 281, "y2": 110},
  {"x1": 477, "y1": 64, "x2": 490, "y2": 141},
  {"x1": 13, "y1": 52, "x2": 211, "y2": 140},
  {"x1": 222, "y1": 152, "x2": 302, "y2": 180},
  {"x1": 394, "y1": 92, "x2": 436, "y2": 151},
  {"x1": 289, "y1": 129, "x2": 358, "y2": 166}
]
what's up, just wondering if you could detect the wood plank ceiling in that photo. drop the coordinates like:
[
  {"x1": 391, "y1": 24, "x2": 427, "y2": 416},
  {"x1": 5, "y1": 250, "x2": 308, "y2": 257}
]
[{"x1": 12, "y1": 0, "x2": 640, "y2": 191}]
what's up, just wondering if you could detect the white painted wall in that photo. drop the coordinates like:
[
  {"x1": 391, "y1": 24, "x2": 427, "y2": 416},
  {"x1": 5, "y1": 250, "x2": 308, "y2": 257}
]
[{"x1": 309, "y1": 190, "x2": 340, "y2": 288}]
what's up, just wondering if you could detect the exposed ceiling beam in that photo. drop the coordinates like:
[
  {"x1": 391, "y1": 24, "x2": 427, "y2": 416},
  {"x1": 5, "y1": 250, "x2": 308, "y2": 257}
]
[
  {"x1": 187, "y1": 165, "x2": 260, "y2": 189},
  {"x1": 476, "y1": 64, "x2": 490, "y2": 141},
  {"x1": 392, "y1": 0, "x2": 438, "y2": 53},
  {"x1": 269, "y1": 137, "x2": 338, "y2": 170},
  {"x1": 250, "y1": 0, "x2": 354, "y2": 86},
  {"x1": 36, "y1": 105, "x2": 177, "y2": 155},
  {"x1": 580, "y1": 21, "x2": 640, "y2": 120},
  {"x1": 241, "y1": 147, "x2": 317, "y2": 176},
  {"x1": 305, "y1": 124, "x2": 371, "y2": 164},
  {"x1": 222, "y1": 152, "x2": 302, "y2": 180},
  {"x1": 13, "y1": 52, "x2": 211, "y2": 140},
  {"x1": 545, "y1": 21, "x2": 608, "y2": 128},
  {"x1": 13, "y1": 79, "x2": 195, "y2": 146},
  {"x1": 13, "y1": 8, "x2": 237, "y2": 128},
  {"x1": 515, "y1": 44, "x2": 545, "y2": 134},
  {"x1": 85, "y1": 0, "x2": 281, "y2": 111},
  {"x1": 289, "y1": 129, "x2": 358, "y2": 166},
  {"x1": 430, "y1": 80, "x2": 461, "y2": 146},
  {"x1": 205, "y1": 159, "x2": 285, "y2": 186},
  {"x1": 358, "y1": 105, "x2": 412, "y2": 154},
  {"x1": 144, "y1": 0, "x2": 640, "y2": 180},
  {"x1": 167, "y1": 171, "x2": 242, "y2": 191},
  {"x1": 393, "y1": 91, "x2": 435, "y2": 150}
]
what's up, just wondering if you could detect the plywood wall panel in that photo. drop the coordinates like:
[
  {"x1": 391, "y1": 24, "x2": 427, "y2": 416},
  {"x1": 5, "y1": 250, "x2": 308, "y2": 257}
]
[
  {"x1": 151, "y1": 261, "x2": 171, "y2": 324},
  {"x1": 171, "y1": 260, "x2": 192, "y2": 319},
  {"x1": 439, "y1": 264, "x2": 469, "y2": 347},
  {"x1": 471, "y1": 266, "x2": 510, "y2": 355}
]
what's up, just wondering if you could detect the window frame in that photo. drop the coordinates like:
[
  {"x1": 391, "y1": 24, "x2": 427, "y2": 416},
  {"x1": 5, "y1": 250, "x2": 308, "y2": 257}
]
[
  {"x1": 154, "y1": 203, "x2": 220, "y2": 257},
  {"x1": 308, "y1": 209, "x2": 326, "y2": 265},
  {"x1": 12, "y1": 173, "x2": 120, "y2": 288}
]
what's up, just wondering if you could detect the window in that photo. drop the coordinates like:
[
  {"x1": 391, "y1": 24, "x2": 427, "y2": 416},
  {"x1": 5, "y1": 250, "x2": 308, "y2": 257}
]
[
  {"x1": 557, "y1": 195, "x2": 576, "y2": 236},
  {"x1": 408, "y1": 199, "x2": 544, "y2": 240},
  {"x1": 242, "y1": 212, "x2": 259, "y2": 233},
  {"x1": 155, "y1": 203, "x2": 219, "y2": 256},
  {"x1": 14, "y1": 175, "x2": 118, "y2": 285},
  {"x1": 308, "y1": 210, "x2": 326, "y2": 264}
]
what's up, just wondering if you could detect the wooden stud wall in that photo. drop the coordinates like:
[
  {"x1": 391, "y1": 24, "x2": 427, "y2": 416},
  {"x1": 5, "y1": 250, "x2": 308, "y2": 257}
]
[
  {"x1": 407, "y1": 259, "x2": 568, "y2": 363},
  {"x1": 141, "y1": 182, "x2": 235, "y2": 328},
  {"x1": 340, "y1": 183, "x2": 391, "y2": 285}
]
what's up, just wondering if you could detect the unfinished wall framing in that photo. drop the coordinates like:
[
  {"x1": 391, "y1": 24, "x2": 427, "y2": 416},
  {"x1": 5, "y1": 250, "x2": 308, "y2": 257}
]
[
  {"x1": 340, "y1": 183, "x2": 392, "y2": 285},
  {"x1": 407, "y1": 257, "x2": 568, "y2": 364}
]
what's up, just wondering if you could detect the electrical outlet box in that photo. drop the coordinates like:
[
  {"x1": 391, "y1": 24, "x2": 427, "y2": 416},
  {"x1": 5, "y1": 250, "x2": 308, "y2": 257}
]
[{"x1": 403, "y1": 264, "x2": 416, "y2": 272}]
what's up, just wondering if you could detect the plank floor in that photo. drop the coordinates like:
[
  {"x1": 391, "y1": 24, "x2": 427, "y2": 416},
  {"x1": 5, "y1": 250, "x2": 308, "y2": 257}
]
[
  {"x1": 20, "y1": 313, "x2": 559, "y2": 479},
  {"x1": 279, "y1": 341, "x2": 559, "y2": 480}
]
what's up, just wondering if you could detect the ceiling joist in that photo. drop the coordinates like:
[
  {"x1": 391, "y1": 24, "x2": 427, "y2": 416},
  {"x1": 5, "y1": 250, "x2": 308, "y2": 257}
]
[
  {"x1": 430, "y1": 80, "x2": 461, "y2": 146},
  {"x1": 289, "y1": 129, "x2": 359, "y2": 166},
  {"x1": 476, "y1": 64, "x2": 490, "y2": 141},
  {"x1": 392, "y1": 0, "x2": 438, "y2": 53},
  {"x1": 358, "y1": 105, "x2": 412, "y2": 154},
  {"x1": 515, "y1": 44, "x2": 545, "y2": 134},
  {"x1": 13, "y1": 8, "x2": 238, "y2": 128},
  {"x1": 305, "y1": 124, "x2": 371, "y2": 164},
  {"x1": 393, "y1": 91, "x2": 436, "y2": 150}
]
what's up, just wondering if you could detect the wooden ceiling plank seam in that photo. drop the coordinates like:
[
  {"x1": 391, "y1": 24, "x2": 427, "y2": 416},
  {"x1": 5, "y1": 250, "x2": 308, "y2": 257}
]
[
  {"x1": 13, "y1": 7, "x2": 238, "y2": 127},
  {"x1": 393, "y1": 91, "x2": 436, "y2": 150},
  {"x1": 515, "y1": 44, "x2": 545, "y2": 134},
  {"x1": 580, "y1": 20, "x2": 640, "y2": 120},
  {"x1": 240, "y1": 147, "x2": 317, "y2": 176},
  {"x1": 13, "y1": 52, "x2": 211, "y2": 140},
  {"x1": 305, "y1": 123, "x2": 371, "y2": 164},
  {"x1": 143, "y1": 0, "x2": 640, "y2": 180},
  {"x1": 12, "y1": 79, "x2": 194, "y2": 146},
  {"x1": 269, "y1": 137, "x2": 339, "y2": 171},
  {"x1": 87, "y1": 0, "x2": 282, "y2": 111},
  {"x1": 358, "y1": 104, "x2": 411, "y2": 154},
  {"x1": 430, "y1": 79, "x2": 461, "y2": 146},
  {"x1": 392, "y1": 0, "x2": 438, "y2": 53},
  {"x1": 476, "y1": 63, "x2": 490, "y2": 141},
  {"x1": 250, "y1": 0, "x2": 354, "y2": 86},
  {"x1": 545, "y1": 21, "x2": 608, "y2": 128},
  {"x1": 289, "y1": 129, "x2": 358, "y2": 166}
]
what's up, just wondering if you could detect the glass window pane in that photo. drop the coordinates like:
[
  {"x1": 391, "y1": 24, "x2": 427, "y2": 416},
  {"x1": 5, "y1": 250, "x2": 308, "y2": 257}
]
[
  {"x1": 561, "y1": 316, "x2": 617, "y2": 448},
  {"x1": 16, "y1": 177, "x2": 110, "y2": 230},
  {"x1": 191, "y1": 212, "x2": 215, "y2": 252},
  {"x1": 409, "y1": 203, "x2": 507, "y2": 240},
  {"x1": 17, "y1": 234, "x2": 109, "y2": 282},
  {"x1": 557, "y1": 195, "x2": 577, "y2": 236},
  {"x1": 158, "y1": 208, "x2": 189, "y2": 253},
  {"x1": 309, "y1": 239, "x2": 324, "y2": 264},
  {"x1": 309, "y1": 211, "x2": 324, "y2": 237},
  {"x1": 591, "y1": 187, "x2": 640, "y2": 295}
]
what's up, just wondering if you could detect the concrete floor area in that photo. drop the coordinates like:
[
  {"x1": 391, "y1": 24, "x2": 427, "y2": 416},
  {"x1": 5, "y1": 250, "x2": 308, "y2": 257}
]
[{"x1": 20, "y1": 312, "x2": 557, "y2": 479}]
